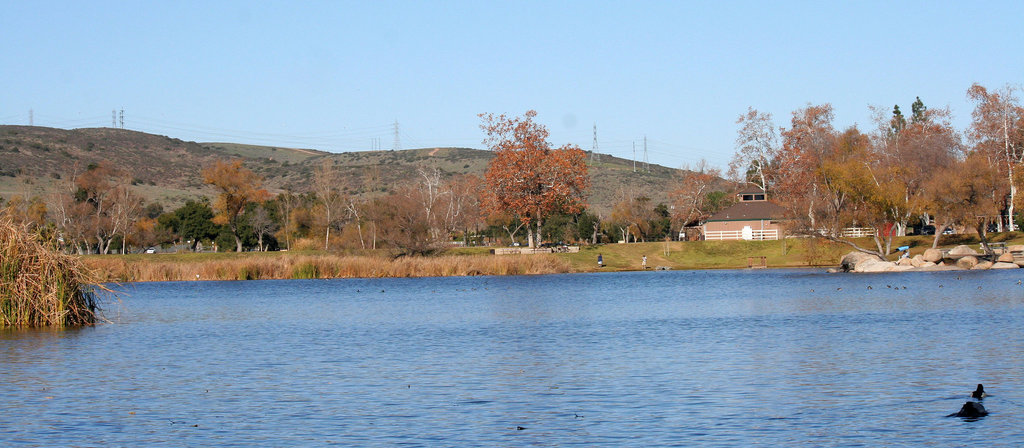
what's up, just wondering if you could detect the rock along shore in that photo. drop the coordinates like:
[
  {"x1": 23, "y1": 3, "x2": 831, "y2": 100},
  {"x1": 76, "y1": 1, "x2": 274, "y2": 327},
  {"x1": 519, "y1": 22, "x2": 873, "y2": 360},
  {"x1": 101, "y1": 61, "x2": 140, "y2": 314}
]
[{"x1": 835, "y1": 245, "x2": 1023, "y2": 273}]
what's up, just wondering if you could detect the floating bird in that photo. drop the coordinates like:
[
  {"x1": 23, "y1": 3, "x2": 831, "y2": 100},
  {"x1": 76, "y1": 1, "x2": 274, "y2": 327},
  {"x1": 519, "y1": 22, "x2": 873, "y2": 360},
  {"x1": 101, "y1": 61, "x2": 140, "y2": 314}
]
[
  {"x1": 867, "y1": 286, "x2": 872, "y2": 290},
  {"x1": 836, "y1": 287, "x2": 842, "y2": 291},
  {"x1": 972, "y1": 384, "x2": 987, "y2": 400},
  {"x1": 948, "y1": 401, "x2": 987, "y2": 418}
]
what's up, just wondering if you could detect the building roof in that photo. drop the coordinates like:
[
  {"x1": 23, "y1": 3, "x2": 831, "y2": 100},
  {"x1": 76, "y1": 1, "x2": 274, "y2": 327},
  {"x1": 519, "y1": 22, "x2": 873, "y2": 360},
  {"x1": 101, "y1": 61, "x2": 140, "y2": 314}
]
[
  {"x1": 735, "y1": 185, "x2": 768, "y2": 196},
  {"x1": 707, "y1": 200, "x2": 787, "y2": 222}
]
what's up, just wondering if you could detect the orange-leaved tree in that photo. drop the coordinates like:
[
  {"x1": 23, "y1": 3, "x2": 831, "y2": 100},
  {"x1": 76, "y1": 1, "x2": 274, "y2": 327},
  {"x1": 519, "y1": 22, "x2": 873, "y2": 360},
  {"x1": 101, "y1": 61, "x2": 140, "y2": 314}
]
[
  {"x1": 202, "y1": 160, "x2": 269, "y2": 252},
  {"x1": 479, "y1": 110, "x2": 590, "y2": 248}
]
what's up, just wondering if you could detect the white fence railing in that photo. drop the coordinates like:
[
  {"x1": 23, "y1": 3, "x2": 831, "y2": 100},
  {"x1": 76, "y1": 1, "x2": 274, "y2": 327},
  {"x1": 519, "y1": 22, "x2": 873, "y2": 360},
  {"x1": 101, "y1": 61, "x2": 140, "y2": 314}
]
[
  {"x1": 704, "y1": 229, "x2": 779, "y2": 241},
  {"x1": 839, "y1": 227, "x2": 876, "y2": 238}
]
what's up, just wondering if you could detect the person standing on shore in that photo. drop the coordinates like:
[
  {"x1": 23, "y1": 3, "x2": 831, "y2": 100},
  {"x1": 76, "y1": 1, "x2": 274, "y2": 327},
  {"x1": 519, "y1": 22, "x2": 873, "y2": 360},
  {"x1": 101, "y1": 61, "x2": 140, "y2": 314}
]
[
  {"x1": 597, "y1": 254, "x2": 603, "y2": 267},
  {"x1": 642, "y1": 255, "x2": 647, "y2": 270}
]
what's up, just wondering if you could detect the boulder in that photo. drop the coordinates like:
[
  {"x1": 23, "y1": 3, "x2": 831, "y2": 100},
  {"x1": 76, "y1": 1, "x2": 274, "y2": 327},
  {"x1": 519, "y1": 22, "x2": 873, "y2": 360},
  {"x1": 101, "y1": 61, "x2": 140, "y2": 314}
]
[
  {"x1": 922, "y1": 248, "x2": 944, "y2": 263},
  {"x1": 972, "y1": 261, "x2": 994, "y2": 270},
  {"x1": 997, "y1": 252, "x2": 1016, "y2": 263},
  {"x1": 920, "y1": 261, "x2": 936, "y2": 268},
  {"x1": 956, "y1": 256, "x2": 979, "y2": 269},
  {"x1": 840, "y1": 251, "x2": 879, "y2": 272},
  {"x1": 948, "y1": 245, "x2": 979, "y2": 257},
  {"x1": 897, "y1": 257, "x2": 915, "y2": 267},
  {"x1": 918, "y1": 263, "x2": 959, "y2": 271},
  {"x1": 910, "y1": 255, "x2": 926, "y2": 267},
  {"x1": 1009, "y1": 244, "x2": 1024, "y2": 253},
  {"x1": 858, "y1": 260, "x2": 898, "y2": 273},
  {"x1": 991, "y1": 262, "x2": 1019, "y2": 269}
]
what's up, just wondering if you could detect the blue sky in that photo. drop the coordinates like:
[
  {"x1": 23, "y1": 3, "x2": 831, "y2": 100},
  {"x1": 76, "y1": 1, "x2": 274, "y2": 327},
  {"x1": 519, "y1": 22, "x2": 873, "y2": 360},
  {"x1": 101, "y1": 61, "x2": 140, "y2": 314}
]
[{"x1": 2, "y1": 1, "x2": 1022, "y2": 169}]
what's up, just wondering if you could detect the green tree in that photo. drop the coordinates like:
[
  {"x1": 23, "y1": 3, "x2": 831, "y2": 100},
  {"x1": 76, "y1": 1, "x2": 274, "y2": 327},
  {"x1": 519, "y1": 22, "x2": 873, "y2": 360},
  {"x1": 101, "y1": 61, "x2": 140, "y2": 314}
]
[
  {"x1": 159, "y1": 199, "x2": 220, "y2": 250},
  {"x1": 911, "y1": 96, "x2": 927, "y2": 124}
]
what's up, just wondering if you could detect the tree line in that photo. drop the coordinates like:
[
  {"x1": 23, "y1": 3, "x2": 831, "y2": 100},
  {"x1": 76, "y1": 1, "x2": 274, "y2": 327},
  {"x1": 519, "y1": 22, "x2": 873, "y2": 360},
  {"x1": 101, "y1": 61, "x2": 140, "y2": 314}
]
[
  {"x1": 2, "y1": 84, "x2": 1021, "y2": 256},
  {"x1": 722, "y1": 83, "x2": 1023, "y2": 258}
]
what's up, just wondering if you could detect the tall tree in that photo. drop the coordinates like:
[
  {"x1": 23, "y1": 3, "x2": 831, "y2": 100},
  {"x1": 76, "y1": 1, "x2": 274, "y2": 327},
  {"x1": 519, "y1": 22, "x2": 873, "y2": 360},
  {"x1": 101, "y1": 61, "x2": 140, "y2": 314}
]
[
  {"x1": 777, "y1": 104, "x2": 838, "y2": 230},
  {"x1": 873, "y1": 104, "x2": 961, "y2": 236},
  {"x1": 730, "y1": 107, "x2": 779, "y2": 191},
  {"x1": 312, "y1": 160, "x2": 347, "y2": 250},
  {"x1": 671, "y1": 159, "x2": 726, "y2": 235},
  {"x1": 967, "y1": 83, "x2": 1024, "y2": 231},
  {"x1": 202, "y1": 160, "x2": 269, "y2": 252},
  {"x1": 910, "y1": 96, "x2": 927, "y2": 124},
  {"x1": 925, "y1": 152, "x2": 1006, "y2": 255},
  {"x1": 479, "y1": 111, "x2": 590, "y2": 248}
]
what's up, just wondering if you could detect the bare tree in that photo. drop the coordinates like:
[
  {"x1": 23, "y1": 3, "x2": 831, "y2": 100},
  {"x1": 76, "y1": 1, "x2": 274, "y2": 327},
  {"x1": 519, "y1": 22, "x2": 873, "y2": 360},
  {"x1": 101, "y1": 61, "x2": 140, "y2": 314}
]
[{"x1": 313, "y1": 160, "x2": 348, "y2": 250}]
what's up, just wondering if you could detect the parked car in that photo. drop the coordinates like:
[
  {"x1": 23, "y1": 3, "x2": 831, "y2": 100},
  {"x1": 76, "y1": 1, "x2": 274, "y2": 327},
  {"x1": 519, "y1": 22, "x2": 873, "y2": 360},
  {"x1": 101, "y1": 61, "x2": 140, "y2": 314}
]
[{"x1": 145, "y1": 247, "x2": 156, "y2": 254}]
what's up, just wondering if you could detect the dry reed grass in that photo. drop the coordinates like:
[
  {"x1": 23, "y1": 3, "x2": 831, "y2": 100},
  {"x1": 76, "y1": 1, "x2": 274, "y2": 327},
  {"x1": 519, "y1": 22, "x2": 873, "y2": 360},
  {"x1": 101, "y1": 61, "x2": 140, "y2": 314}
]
[
  {"x1": 1, "y1": 216, "x2": 99, "y2": 327},
  {"x1": 84, "y1": 252, "x2": 574, "y2": 282}
]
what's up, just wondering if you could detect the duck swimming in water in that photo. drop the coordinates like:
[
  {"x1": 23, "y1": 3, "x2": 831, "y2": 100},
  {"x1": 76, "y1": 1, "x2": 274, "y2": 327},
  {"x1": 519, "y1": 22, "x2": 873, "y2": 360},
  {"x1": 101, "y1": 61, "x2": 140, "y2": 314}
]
[
  {"x1": 949, "y1": 401, "x2": 988, "y2": 418},
  {"x1": 972, "y1": 384, "x2": 986, "y2": 399}
]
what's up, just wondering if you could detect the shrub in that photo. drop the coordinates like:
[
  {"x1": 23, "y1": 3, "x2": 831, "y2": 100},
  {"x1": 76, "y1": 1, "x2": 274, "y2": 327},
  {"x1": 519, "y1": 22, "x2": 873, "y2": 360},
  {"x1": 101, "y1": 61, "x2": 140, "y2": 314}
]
[{"x1": 0, "y1": 216, "x2": 100, "y2": 327}]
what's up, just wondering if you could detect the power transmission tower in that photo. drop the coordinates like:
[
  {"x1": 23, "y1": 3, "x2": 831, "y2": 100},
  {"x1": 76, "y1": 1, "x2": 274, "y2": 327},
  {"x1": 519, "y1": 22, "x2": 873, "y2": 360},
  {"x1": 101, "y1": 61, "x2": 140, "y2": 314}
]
[
  {"x1": 119, "y1": 109, "x2": 124, "y2": 129},
  {"x1": 643, "y1": 135, "x2": 649, "y2": 172},
  {"x1": 112, "y1": 110, "x2": 117, "y2": 128},
  {"x1": 632, "y1": 141, "x2": 636, "y2": 173},
  {"x1": 392, "y1": 120, "x2": 400, "y2": 151},
  {"x1": 591, "y1": 123, "x2": 600, "y2": 163},
  {"x1": 29, "y1": 109, "x2": 33, "y2": 126}
]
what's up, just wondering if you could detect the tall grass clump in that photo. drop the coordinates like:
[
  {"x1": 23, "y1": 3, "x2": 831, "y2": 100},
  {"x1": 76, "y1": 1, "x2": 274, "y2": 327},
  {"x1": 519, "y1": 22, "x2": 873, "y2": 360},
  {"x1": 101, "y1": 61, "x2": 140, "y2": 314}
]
[{"x1": 0, "y1": 217, "x2": 99, "y2": 327}]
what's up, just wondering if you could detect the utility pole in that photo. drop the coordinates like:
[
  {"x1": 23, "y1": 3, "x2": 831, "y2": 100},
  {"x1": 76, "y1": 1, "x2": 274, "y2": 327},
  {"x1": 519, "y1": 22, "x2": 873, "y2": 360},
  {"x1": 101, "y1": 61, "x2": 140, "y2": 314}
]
[
  {"x1": 591, "y1": 123, "x2": 600, "y2": 163},
  {"x1": 392, "y1": 120, "x2": 400, "y2": 151}
]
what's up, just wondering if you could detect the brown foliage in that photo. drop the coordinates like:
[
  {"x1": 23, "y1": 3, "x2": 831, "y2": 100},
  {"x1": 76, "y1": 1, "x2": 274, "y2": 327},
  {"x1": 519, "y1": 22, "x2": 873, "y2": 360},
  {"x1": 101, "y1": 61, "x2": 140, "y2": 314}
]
[
  {"x1": 1, "y1": 213, "x2": 100, "y2": 327},
  {"x1": 479, "y1": 111, "x2": 590, "y2": 248},
  {"x1": 202, "y1": 159, "x2": 269, "y2": 252},
  {"x1": 84, "y1": 253, "x2": 573, "y2": 282}
]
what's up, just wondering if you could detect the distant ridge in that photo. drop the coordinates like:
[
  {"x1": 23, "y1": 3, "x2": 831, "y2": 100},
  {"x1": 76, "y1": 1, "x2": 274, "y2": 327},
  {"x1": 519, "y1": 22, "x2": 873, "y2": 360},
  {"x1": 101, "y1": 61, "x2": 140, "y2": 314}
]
[{"x1": 0, "y1": 125, "x2": 699, "y2": 215}]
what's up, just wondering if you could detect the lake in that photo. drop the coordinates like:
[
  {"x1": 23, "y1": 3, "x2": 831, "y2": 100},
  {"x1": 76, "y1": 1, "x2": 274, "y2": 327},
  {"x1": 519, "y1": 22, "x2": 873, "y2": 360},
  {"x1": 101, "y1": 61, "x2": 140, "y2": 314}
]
[{"x1": 2, "y1": 269, "x2": 1024, "y2": 446}]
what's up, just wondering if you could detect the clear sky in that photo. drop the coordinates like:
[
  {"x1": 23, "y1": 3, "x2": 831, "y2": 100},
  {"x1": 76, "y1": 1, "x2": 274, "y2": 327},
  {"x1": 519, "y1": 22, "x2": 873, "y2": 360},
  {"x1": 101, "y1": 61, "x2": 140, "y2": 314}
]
[{"x1": 2, "y1": 1, "x2": 1022, "y2": 170}]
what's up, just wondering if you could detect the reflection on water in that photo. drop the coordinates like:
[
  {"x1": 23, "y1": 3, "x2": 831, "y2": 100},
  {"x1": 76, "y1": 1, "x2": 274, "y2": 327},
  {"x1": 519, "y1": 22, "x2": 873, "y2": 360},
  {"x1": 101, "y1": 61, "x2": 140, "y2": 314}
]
[{"x1": 2, "y1": 269, "x2": 1023, "y2": 446}]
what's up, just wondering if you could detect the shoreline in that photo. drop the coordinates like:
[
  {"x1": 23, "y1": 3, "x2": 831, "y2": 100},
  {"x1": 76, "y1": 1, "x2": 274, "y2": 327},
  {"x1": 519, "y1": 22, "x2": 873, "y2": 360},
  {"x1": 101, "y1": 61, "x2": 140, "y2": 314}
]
[{"x1": 81, "y1": 236, "x2": 1024, "y2": 283}]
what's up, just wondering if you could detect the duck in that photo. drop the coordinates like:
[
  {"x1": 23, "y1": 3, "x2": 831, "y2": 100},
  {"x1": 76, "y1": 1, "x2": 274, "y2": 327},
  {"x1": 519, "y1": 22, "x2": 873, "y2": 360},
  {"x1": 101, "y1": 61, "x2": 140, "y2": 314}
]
[
  {"x1": 972, "y1": 384, "x2": 986, "y2": 400},
  {"x1": 949, "y1": 401, "x2": 988, "y2": 418}
]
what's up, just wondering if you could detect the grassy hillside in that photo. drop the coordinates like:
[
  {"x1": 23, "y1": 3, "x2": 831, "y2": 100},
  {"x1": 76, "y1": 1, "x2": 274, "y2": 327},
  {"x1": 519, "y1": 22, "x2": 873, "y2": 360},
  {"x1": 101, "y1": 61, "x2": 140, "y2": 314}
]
[{"x1": 0, "y1": 125, "x2": 694, "y2": 214}]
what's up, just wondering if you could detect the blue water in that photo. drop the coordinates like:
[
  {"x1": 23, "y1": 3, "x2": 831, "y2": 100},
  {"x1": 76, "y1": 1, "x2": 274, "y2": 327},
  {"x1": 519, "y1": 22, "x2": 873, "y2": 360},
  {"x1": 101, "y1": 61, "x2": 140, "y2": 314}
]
[{"x1": 3, "y1": 269, "x2": 1024, "y2": 446}]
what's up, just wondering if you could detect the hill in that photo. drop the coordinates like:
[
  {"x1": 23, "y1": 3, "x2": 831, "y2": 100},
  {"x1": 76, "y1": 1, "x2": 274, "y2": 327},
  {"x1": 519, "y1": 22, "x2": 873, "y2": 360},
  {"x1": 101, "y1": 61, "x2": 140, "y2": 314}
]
[{"x1": 0, "y1": 125, "x2": 702, "y2": 215}]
